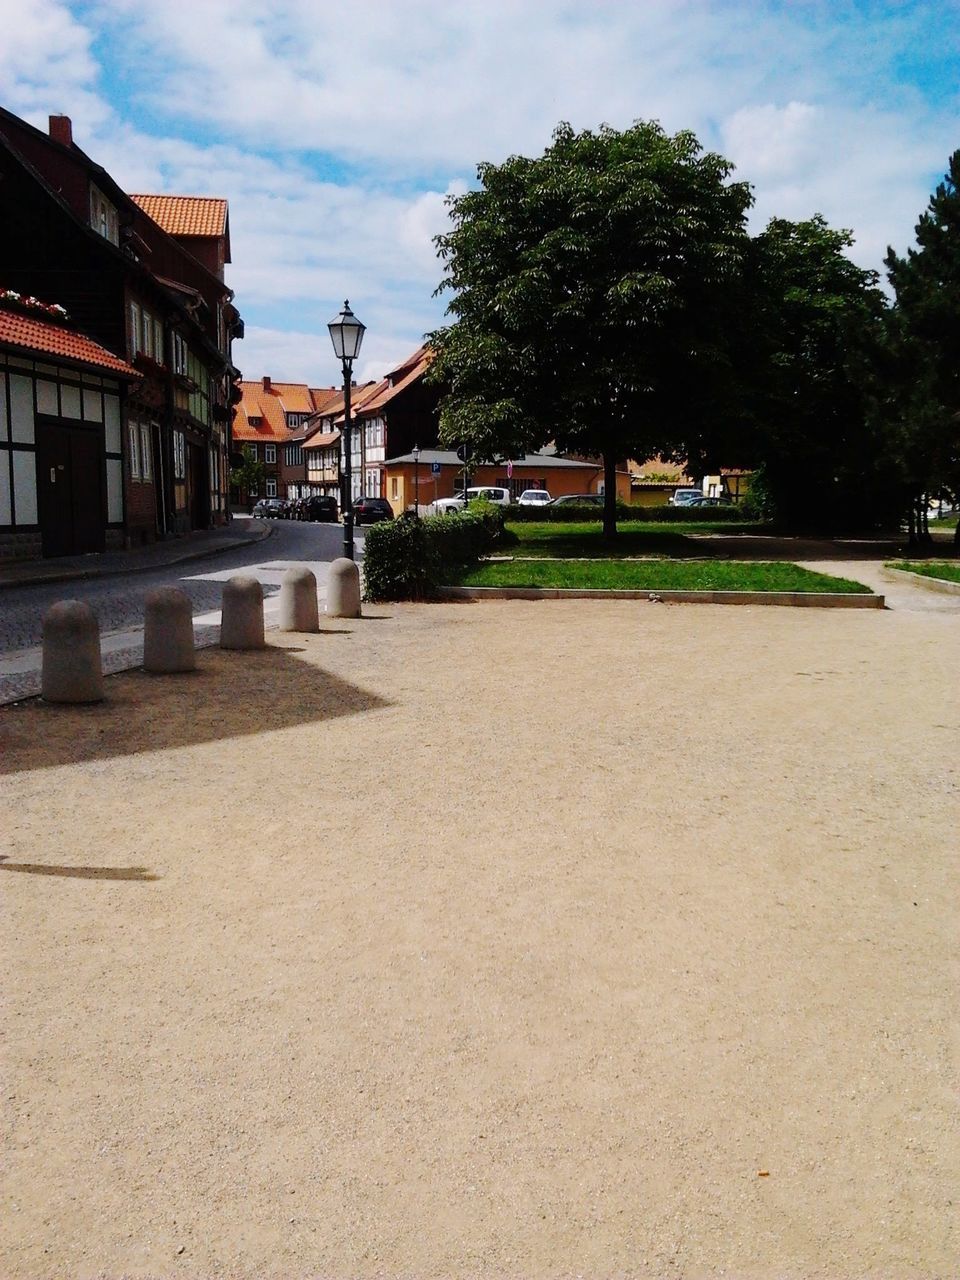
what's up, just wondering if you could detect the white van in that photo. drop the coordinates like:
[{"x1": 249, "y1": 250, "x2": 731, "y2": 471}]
[{"x1": 434, "y1": 486, "x2": 512, "y2": 513}]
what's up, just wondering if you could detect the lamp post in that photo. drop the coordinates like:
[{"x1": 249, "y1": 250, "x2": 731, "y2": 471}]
[
  {"x1": 327, "y1": 300, "x2": 366, "y2": 560},
  {"x1": 412, "y1": 444, "x2": 420, "y2": 515}
]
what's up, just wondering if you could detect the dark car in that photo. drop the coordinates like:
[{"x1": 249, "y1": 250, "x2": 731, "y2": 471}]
[
  {"x1": 253, "y1": 496, "x2": 285, "y2": 518},
  {"x1": 302, "y1": 495, "x2": 340, "y2": 522},
  {"x1": 353, "y1": 496, "x2": 394, "y2": 525},
  {"x1": 687, "y1": 496, "x2": 734, "y2": 507},
  {"x1": 547, "y1": 493, "x2": 604, "y2": 507}
]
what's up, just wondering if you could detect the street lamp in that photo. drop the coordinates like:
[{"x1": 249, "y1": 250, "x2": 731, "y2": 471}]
[
  {"x1": 327, "y1": 300, "x2": 366, "y2": 559},
  {"x1": 412, "y1": 443, "x2": 420, "y2": 515}
]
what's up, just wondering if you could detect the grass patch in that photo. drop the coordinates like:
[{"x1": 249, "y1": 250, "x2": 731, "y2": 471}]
[
  {"x1": 505, "y1": 519, "x2": 767, "y2": 559},
  {"x1": 456, "y1": 559, "x2": 871, "y2": 593},
  {"x1": 928, "y1": 513, "x2": 958, "y2": 529},
  {"x1": 888, "y1": 560, "x2": 960, "y2": 584}
]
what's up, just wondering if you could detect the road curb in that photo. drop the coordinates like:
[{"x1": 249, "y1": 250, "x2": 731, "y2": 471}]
[
  {"x1": 439, "y1": 586, "x2": 884, "y2": 608},
  {"x1": 0, "y1": 521, "x2": 274, "y2": 592},
  {"x1": 881, "y1": 565, "x2": 960, "y2": 596}
]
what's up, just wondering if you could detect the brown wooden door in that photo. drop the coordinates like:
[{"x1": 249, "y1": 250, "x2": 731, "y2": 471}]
[{"x1": 36, "y1": 420, "x2": 105, "y2": 557}]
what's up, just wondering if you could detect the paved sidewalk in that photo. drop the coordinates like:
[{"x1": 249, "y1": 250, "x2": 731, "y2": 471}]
[{"x1": 0, "y1": 519, "x2": 272, "y2": 591}]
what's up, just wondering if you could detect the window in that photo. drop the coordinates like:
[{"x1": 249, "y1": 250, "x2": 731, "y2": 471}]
[
  {"x1": 246, "y1": 443, "x2": 258, "y2": 461},
  {"x1": 285, "y1": 412, "x2": 309, "y2": 428},
  {"x1": 265, "y1": 444, "x2": 276, "y2": 464},
  {"x1": 173, "y1": 333, "x2": 188, "y2": 375},
  {"x1": 266, "y1": 478, "x2": 277, "y2": 497},
  {"x1": 139, "y1": 423, "x2": 153, "y2": 481},
  {"x1": 154, "y1": 317, "x2": 164, "y2": 365},
  {"x1": 173, "y1": 430, "x2": 186, "y2": 480},
  {"x1": 90, "y1": 184, "x2": 119, "y2": 245},
  {"x1": 129, "y1": 302, "x2": 141, "y2": 357},
  {"x1": 129, "y1": 421, "x2": 141, "y2": 480},
  {"x1": 391, "y1": 478, "x2": 399, "y2": 499},
  {"x1": 285, "y1": 444, "x2": 303, "y2": 466}
]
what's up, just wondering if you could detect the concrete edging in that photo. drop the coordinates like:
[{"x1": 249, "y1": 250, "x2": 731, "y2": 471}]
[
  {"x1": 881, "y1": 566, "x2": 960, "y2": 596},
  {"x1": 440, "y1": 586, "x2": 884, "y2": 608}
]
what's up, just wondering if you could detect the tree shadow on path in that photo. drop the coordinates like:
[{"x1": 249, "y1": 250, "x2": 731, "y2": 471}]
[{"x1": 0, "y1": 645, "x2": 391, "y2": 776}]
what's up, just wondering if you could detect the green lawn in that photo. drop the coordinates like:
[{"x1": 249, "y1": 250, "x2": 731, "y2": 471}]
[
  {"x1": 503, "y1": 519, "x2": 765, "y2": 559},
  {"x1": 888, "y1": 560, "x2": 960, "y2": 584},
  {"x1": 457, "y1": 559, "x2": 870, "y2": 593},
  {"x1": 928, "y1": 514, "x2": 958, "y2": 529}
]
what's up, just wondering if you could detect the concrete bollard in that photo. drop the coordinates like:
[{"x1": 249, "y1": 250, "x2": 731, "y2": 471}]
[
  {"x1": 279, "y1": 566, "x2": 319, "y2": 632},
  {"x1": 220, "y1": 575, "x2": 265, "y2": 649},
  {"x1": 142, "y1": 586, "x2": 196, "y2": 673},
  {"x1": 41, "y1": 600, "x2": 104, "y2": 703},
  {"x1": 326, "y1": 558, "x2": 361, "y2": 618}
]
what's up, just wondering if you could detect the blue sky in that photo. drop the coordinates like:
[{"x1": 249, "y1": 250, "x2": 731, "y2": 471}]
[{"x1": 1, "y1": 0, "x2": 957, "y2": 384}]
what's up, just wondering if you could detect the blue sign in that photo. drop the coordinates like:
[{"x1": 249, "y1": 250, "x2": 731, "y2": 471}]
[{"x1": 431, "y1": 462, "x2": 441, "y2": 475}]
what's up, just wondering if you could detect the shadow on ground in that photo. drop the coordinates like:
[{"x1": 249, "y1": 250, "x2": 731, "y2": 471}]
[
  {"x1": 0, "y1": 856, "x2": 158, "y2": 881},
  {"x1": 0, "y1": 645, "x2": 391, "y2": 776}
]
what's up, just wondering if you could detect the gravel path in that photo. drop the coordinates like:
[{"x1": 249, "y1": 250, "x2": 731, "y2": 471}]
[{"x1": 1, "y1": 598, "x2": 957, "y2": 1278}]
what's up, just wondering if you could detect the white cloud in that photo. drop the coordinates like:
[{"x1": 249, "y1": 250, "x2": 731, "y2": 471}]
[{"x1": 1, "y1": 1, "x2": 956, "y2": 373}]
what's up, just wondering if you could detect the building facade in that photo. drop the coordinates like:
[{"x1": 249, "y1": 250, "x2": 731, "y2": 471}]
[{"x1": 0, "y1": 107, "x2": 242, "y2": 558}]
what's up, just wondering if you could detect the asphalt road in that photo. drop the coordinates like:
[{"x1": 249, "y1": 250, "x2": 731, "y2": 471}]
[{"x1": 0, "y1": 516, "x2": 362, "y2": 702}]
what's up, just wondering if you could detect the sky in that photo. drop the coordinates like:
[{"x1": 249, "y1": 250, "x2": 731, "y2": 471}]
[{"x1": 0, "y1": 0, "x2": 957, "y2": 386}]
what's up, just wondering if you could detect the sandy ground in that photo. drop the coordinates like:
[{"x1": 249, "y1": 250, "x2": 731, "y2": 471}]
[{"x1": 1, "y1": 597, "x2": 957, "y2": 1279}]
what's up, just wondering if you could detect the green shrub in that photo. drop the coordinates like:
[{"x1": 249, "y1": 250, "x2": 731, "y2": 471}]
[
  {"x1": 363, "y1": 502, "x2": 509, "y2": 601},
  {"x1": 505, "y1": 502, "x2": 748, "y2": 523}
]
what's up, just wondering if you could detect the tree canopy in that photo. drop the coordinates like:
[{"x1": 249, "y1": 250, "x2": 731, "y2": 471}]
[
  {"x1": 428, "y1": 120, "x2": 754, "y2": 535},
  {"x1": 743, "y1": 215, "x2": 892, "y2": 529},
  {"x1": 883, "y1": 150, "x2": 960, "y2": 542}
]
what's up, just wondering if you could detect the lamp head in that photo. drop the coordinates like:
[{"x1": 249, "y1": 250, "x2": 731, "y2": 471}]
[{"x1": 328, "y1": 300, "x2": 366, "y2": 363}]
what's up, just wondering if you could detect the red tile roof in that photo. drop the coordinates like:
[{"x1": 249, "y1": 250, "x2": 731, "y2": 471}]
[
  {"x1": 234, "y1": 380, "x2": 342, "y2": 443},
  {"x1": 0, "y1": 306, "x2": 139, "y2": 378},
  {"x1": 130, "y1": 194, "x2": 228, "y2": 239}
]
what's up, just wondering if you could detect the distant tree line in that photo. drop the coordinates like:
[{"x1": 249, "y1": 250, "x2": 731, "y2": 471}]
[{"x1": 427, "y1": 120, "x2": 959, "y2": 543}]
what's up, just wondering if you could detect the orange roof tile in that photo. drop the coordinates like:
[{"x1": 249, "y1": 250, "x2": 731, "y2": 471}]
[
  {"x1": 234, "y1": 379, "x2": 342, "y2": 443},
  {"x1": 303, "y1": 430, "x2": 340, "y2": 452},
  {"x1": 130, "y1": 194, "x2": 228, "y2": 239},
  {"x1": 0, "y1": 306, "x2": 139, "y2": 378}
]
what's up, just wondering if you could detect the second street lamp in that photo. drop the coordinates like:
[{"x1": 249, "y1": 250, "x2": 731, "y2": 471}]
[
  {"x1": 327, "y1": 300, "x2": 366, "y2": 560},
  {"x1": 412, "y1": 443, "x2": 420, "y2": 515}
]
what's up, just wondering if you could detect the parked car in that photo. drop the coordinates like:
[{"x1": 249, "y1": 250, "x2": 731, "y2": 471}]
[
  {"x1": 668, "y1": 488, "x2": 704, "y2": 507},
  {"x1": 547, "y1": 493, "x2": 604, "y2": 507},
  {"x1": 301, "y1": 495, "x2": 339, "y2": 522},
  {"x1": 517, "y1": 489, "x2": 552, "y2": 506},
  {"x1": 434, "y1": 486, "x2": 513, "y2": 513},
  {"x1": 353, "y1": 496, "x2": 394, "y2": 525},
  {"x1": 253, "y1": 496, "x2": 285, "y2": 518},
  {"x1": 687, "y1": 496, "x2": 734, "y2": 507}
]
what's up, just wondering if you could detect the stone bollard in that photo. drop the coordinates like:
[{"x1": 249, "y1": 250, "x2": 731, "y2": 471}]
[
  {"x1": 41, "y1": 600, "x2": 104, "y2": 703},
  {"x1": 279, "y1": 566, "x2": 319, "y2": 633},
  {"x1": 220, "y1": 575, "x2": 265, "y2": 649},
  {"x1": 326, "y1": 557, "x2": 361, "y2": 619},
  {"x1": 142, "y1": 586, "x2": 196, "y2": 673}
]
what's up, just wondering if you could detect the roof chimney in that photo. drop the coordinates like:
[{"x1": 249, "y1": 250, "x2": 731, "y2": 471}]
[
  {"x1": 49, "y1": 115, "x2": 73, "y2": 147},
  {"x1": 262, "y1": 375, "x2": 271, "y2": 392}
]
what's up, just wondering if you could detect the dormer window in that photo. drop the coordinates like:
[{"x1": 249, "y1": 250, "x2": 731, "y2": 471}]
[
  {"x1": 90, "y1": 183, "x2": 119, "y2": 246},
  {"x1": 248, "y1": 415, "x2": 263, "y2": 426},
  {"x1": 286, "y1": 412, "x2": 309, "y2": 428}
]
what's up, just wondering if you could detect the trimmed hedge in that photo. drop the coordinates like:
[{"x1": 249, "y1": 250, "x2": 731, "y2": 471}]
[
  {"x1": 505, "y1": 502, "x2": 748, "y2": 523},
  {"x1": 362, "y1": 503, "x2": 508, "y2": 601}
]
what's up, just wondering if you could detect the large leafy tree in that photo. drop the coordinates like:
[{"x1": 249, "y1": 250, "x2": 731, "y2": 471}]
[
  {"x1": 884, "y1": 151, "x2": 960, "y2": 544},
  {"x1": 428, "y1": 121, "x2": 753, "y2": 536},
  {"x1": 745, "y1": 216, "x2": 893, "y2": 530}
]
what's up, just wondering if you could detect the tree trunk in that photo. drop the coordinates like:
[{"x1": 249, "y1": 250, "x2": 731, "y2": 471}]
[{"x1": 602, "y1": 449, "x2": 617, "y2": 540}]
